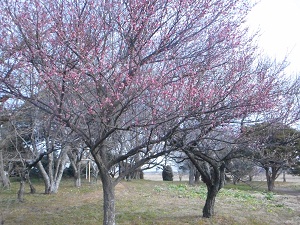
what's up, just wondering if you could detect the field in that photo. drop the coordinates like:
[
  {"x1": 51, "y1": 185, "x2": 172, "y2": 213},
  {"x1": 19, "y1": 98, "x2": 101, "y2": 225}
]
[{"x1": 0, "y1": 174, "x2": 299, "y2": 225}]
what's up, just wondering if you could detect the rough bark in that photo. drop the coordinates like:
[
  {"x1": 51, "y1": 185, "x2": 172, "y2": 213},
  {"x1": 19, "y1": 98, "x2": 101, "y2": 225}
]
[
  {"x1": 185, "y1": 150, "x2": 225, "y2": 218},
  {"x1": 92, "y1": 148, "x2": 116, "y2": 225},
  {"x1": 282, "y1": 169, "x2": 286, "y2": 182},
  {"x1": 74, "y1": 167, "x2": 81, "y2": 187},
  {"x1": 249, "y1": 175, "x2": 253, "y2": 182},
  {"x1": 17, "y1": 171, "x2": 26, "y2": 202},
  {"x1": 37, "y1": 161, "x2": 51, "y2": 193},
  {"x1": 26, "y1": 172, "x2": 36, "y2": 194},
  {"x1": 203, "y1": 185, "x2": 218, "y2": 218},
  {"x1": 195, "y1": 170, "x2": 201, "y2": 184},
  {"x1": 265, "y1": 167, "x2": 278, "y2": 192},
  {"x1": 67, "y1": 150, "x2": 82, "y2": 187},
  {"x1": 102, "y1": 175, "x2": 116, "y2": 225},
  {"x1": 202, "y1": 164, "x2": 225, "y2": 218},
  {"x1": 0, "y1": 150, "x2": 10, "y2": 189},
  {"x1": 37, "y1": 148, "x2": 67, "y2": 194},
  {"x1": 188, "y1": 165, "x2": 195, "y2": 185}
]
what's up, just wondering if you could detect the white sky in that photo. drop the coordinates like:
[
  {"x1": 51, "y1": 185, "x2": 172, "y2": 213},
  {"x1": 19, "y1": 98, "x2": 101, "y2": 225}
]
[{"x1": 247, "y1": 0, "x2": 300, "y2": 76}]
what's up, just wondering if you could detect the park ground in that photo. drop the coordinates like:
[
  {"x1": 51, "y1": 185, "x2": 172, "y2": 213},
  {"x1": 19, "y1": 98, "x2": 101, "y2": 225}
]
[{"x1": 0, "y1": 173, "x2": 299, "y2": 225}]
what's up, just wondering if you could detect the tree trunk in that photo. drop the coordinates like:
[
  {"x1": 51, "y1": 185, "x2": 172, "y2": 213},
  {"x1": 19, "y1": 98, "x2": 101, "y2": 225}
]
[
  {"x1": 26, "y1": 172, "x2": 36, "y2": 194},
  {"x1": 37, "y1": 161, "x2": 60, "y2": 194},
  {"x1": 267, "y1": 178, "x2": 275, "y2": 192},
  {"x1": 17, "y1": 172, "x2": 26, "y2": 202},
  {"x1": 67, "y1": 150, "x2": 82, "y2": 187},
  {"x1": 203, "y1": 185, "x2": 218, "y2": 218},
  {"x1": 101, "y1": 173, "x2": 116, "y2": 225},
  {"x1": 189, "y1": 165, "x2": 195, "y2": 185},
  {"x1": 195, "y1": 170, "x2": 200, "y2": 184},
  {"x1": 283, "y1": 169, "x2": 286, "y2": 182},
  {"x1": 249, "y1": 175, "x2": 253, "y2": 182},
  {"x1": 265, "y1": 167, "x2": 276, "y2": 192},
  {"x1": 37, "y1": 161, "x2": 51, "y2": 194},
  {"x1": 29, "y1": 181, "x2": 36, "y2": 194},
  {"x1": 0, "y1": 150, "x2": 10, "y2": 189},
  {"x1": 233, "y1": 176, "x2": 239, "y2": 185},
  {"x1": 17, "y1": 179, "x2": 25, "y2": 202},
  {"x1": 37, "y1": 147, "x2": 67, "y2": 194},
  {"x1": 74, "y1": 170, "x2": 81, "y2": 187},
  {"x1": 92, "y1": 148, "x2": 116, "y2": 225}
]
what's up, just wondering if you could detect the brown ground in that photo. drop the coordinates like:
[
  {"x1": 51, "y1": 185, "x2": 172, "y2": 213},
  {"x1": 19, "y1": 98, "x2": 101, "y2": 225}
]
[
  {"x1": 0, "y1": 174, "x2": 299, "y2": 225},
  {"x1": 144, "y1": 172, "x2": 300, "y2": 224}
]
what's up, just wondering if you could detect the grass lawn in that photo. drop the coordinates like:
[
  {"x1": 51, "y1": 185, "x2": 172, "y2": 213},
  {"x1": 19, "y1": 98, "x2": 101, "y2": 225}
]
[{"x1": 0, "y1": 178, "x2": 299, "y2": 224}]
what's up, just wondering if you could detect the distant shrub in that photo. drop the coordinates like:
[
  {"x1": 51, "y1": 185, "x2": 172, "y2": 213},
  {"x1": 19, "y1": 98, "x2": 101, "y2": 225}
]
[{"x1": 162, "y1": 165, "x2": 173, "y2": 181}]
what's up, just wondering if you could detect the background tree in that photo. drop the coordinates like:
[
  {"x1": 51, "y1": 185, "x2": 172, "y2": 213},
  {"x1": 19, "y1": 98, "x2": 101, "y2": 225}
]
[
  {"x1": 227, "y1": 158, "x2": 258, "y2": 184},
  {"x1": 246, "y1": 122, "x2": 300, "y2": 191},
  {"x1": 171, "y1": 153, "x2": 200, "y2": 184},
  {"x1": 289, "y1": 154, "x2": 300, "y2": 176},
  {"x1": 0, "y1": 95, "x2": 11, "y2": 189},
  {"x1": 169, "y1": 123, "x2": 261, "y2": 218},
  {"x1": 0, "y1": 104, "x2": 38, "y2": 201},
  {"x1": 67, "y1": 142, "x2": 88, "y2": 187}
]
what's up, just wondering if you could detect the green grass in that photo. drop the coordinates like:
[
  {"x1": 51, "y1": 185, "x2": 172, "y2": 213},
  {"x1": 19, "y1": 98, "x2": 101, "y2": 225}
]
[{"x1": 0, "y1": 179, "x2": 299, "y2": 225}]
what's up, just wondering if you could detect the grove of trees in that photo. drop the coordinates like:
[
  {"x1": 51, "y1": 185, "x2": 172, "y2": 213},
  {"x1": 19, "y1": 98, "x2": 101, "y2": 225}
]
[{"x1": 0, "y1": 0, "x2": 299, "y2": 225}]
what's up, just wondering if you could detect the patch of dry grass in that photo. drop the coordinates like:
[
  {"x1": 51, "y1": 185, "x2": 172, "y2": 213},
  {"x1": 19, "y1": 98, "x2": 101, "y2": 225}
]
[{"x1": 0, "y1": 178, "x2": 299, "y2": 225}]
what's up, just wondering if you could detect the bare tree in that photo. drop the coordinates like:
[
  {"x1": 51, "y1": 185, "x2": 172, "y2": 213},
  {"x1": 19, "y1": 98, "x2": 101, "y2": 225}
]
[
  {"x1": 0, "y1": 95, "x2": 11, "y2": 189},
  {"x1": 226, "y1": 158, "x2": 258, "y2": 184}
]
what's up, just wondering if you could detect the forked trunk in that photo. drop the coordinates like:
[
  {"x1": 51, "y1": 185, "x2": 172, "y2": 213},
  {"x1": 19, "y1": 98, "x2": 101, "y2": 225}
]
[
  {"x1": 73, "y1": 163, "x2": 81, "y2": 187},
  {"x1": 37, "y1": 149, "x2": 67, "y2": 194},
  {"x1": 201, "y1": 163, "x2": 225, "y2": 218},
  {"x1": 265, "y1": 167, "x2": 277, "y2": 192},
  {"x1": 203, "y1": 185, "x2": 218, "y2": 218}
]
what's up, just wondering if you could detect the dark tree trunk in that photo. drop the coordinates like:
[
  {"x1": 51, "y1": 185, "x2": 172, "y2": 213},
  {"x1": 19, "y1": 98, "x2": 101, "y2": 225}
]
[
  {"x1": 26, "y1": 173, "x2": 36, "y2": 194},
  {"x1": 249, "y1": 175, "x2": 253, "y2": 182},
  {"x1": 29, "y1": 182, "x2": 36, "y2": 194},
  {"x1": 283, "y1": 169, "x2": 286, "y2": 182},
  {"x1": 203, "y1": 185, "x2": 218, "y2": 218},
  {"x1": 265, "y1": 167, "x2": 278, "y2": 192},
  {"x1": 188, "y1": 165, "x2": 195, "y2": 185},
  {"x1": 17, "y1": 172, "x2": 26, "y2": 202},
  {"x1": 233, "y1": 176, "x2": 240, "y2": 185},
  {"x1": 101, "y1": 173, "x2": 116, "y2": 225},
  {"x1": 73, "y1": 162, "x2": 81, "y2": 187},
  {"x1": 91, "y1": 147, "x2": 117, "y2": 225},
  {"x1": 267, "y1": 177, "x2": 275, "y2": 192},
  {"x1": 0, "y1": 150, "x2": 10, "y2": 189},
  {"x1": 195, "y1": 170, "x2": 200, "y2": 184},
  {"x1": 184, "y1": 150, "x2": 226, "y2": 218},
  {"x1": 202, "y1": 164, "x2": 225, "y2": 218}
]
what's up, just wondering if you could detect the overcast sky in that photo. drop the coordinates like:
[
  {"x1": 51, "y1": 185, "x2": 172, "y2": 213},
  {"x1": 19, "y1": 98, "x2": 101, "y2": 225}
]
[{"x1": 247, "y1": 0, "x2": 300, "y2": 76}]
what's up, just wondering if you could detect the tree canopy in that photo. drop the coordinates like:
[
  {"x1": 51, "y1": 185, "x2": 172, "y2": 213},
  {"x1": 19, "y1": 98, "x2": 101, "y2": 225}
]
[{"x1": 0, "y1": 0, "x2": 296, "y2": 224}]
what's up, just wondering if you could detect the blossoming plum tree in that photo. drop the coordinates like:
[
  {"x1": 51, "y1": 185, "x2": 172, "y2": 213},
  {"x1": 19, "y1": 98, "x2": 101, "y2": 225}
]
[{"x1": 0, "y1": 0, "x2": 289, "y2": 224}]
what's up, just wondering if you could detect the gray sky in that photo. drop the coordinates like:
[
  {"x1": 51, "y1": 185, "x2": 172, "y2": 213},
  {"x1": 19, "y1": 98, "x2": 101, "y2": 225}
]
[{"x1": 247, "y1": 0, "x2": 300, "y2": 76}]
